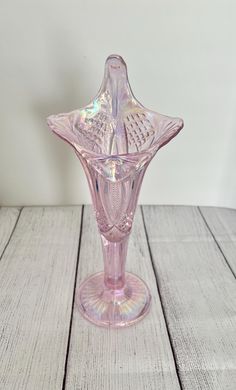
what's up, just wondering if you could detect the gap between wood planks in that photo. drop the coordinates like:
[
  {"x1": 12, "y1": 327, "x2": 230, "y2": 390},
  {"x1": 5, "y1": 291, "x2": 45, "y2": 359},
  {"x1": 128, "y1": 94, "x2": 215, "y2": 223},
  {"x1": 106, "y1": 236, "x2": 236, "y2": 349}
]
[
  {"x1": 198, "y1": 206, "x2": 236, "y2": 279},
  {"x1": 141, "y1": 206, "x2": 183, "y2": 390},
  {"x1": 62, "y1": 205, "x2": 84, "y2": 390},
  {"x1": 0, "y1": 207, "x2": 22, "y2": 262}
]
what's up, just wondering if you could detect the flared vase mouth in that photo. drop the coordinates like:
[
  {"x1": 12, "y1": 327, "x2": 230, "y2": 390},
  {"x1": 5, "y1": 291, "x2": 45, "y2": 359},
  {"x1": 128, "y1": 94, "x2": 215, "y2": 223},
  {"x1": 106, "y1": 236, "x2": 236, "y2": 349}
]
[
  {"x1": 47, "y1": 54, "x2": 184, "y2": 161},
  {"x1": 47, "y1": 113, "x2": 183, "y2": 161}
]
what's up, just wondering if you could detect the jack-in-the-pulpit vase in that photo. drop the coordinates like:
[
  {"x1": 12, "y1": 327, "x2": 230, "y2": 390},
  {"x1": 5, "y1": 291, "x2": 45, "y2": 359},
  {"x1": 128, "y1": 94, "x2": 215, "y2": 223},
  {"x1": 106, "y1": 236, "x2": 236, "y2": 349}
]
[{"x1": 47, "y1": 55, "x2": 184, "y2": 328}]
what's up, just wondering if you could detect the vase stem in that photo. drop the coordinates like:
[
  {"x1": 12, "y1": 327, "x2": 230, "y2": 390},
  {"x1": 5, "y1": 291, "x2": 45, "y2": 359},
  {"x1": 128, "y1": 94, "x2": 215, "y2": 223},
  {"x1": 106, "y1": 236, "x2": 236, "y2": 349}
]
[{"x1": 101, "y1": 235, "x2": 129, "y2": 290}]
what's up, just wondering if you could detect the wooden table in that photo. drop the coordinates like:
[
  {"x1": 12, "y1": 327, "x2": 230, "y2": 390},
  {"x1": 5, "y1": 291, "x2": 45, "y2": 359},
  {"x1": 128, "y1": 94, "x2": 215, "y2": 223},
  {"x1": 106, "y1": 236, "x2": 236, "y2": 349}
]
[{"x1": 0, "y1": 206, "x2": 235, "y2": 390}]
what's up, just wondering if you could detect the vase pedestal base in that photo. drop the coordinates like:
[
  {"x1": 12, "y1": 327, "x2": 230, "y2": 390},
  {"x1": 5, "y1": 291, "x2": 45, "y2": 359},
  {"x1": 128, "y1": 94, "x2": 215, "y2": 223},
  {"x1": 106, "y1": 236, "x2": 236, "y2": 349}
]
[{"x1": 76, "y1": 272, "x2": 151, "y2": 328}]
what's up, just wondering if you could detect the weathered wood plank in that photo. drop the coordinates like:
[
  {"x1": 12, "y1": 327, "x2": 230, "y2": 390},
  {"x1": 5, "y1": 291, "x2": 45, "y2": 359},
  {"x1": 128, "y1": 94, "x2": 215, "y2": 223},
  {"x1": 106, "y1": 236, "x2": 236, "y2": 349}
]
[
  {"x1": 143, "y1": 206, "x2": 236, "y2": 390},
  {"x1": 200, "y1": 206, "x2": 236, "y2": 276},
  {"x1": 65, "y1": 206, "x2": 181, "y2": 390},
  {"x1": 0, "y1": 207, "x2": 20, "y2": 257},
  {"x1": 0, "y1": 206, "x2": 82, "y2": 390}
]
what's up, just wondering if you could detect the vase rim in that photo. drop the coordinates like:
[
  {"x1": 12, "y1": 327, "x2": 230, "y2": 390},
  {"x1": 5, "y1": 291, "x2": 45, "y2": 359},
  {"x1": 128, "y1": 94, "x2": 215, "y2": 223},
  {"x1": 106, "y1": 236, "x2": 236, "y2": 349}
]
[
  {"x1": 47, "y1": 114, "x2": 183, "y2": 160},
  {"x1": 47, "y1": 54, "x2": 184, "y2": 158}
]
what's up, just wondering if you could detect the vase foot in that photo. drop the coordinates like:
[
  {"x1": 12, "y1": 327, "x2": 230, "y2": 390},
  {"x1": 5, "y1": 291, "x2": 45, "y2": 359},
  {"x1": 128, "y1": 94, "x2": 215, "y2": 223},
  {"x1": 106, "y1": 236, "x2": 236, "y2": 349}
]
[{"x1": 76, "y1": 272, "x2": 151, "y2": 328}]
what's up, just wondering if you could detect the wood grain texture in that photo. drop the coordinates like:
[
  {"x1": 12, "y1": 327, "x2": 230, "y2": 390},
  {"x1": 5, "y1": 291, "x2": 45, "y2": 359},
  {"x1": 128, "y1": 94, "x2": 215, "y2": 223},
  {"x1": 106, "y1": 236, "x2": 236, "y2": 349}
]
[
  {"x1": 200, "y1": 206, "x2": 236, "y2": 276},
  {"x1": 0, "y1": 207, "x2": 82, "y2": 390},
  {"x1": 0, "y1": 207, "x2": 20, "y2": 257},
  {"x1": 143, "y1": 206, "x2": 236, "y2": 390},
  {"x1": 65, "y1": 206, "x2": 181, "y2": 390}
]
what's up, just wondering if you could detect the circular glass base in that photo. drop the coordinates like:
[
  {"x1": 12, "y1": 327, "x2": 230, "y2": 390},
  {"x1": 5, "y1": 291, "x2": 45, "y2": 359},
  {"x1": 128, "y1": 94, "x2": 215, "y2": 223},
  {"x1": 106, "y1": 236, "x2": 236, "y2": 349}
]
[{"x1": 76, "y1": 272, "x2": 151, "y2": 328}]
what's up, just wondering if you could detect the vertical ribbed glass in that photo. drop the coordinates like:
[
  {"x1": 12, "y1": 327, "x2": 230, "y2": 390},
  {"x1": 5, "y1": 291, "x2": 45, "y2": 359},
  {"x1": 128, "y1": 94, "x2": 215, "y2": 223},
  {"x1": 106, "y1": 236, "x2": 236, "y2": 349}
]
[{"x1": 47, "y1": 54, "x2": 184, "y2": 327}]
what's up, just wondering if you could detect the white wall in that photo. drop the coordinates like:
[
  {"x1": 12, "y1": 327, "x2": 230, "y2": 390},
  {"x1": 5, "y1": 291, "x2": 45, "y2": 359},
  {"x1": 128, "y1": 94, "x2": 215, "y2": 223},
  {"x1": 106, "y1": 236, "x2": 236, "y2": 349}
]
[{"x1": 0, "y1": 0, "x2": 236, "y2": 207}]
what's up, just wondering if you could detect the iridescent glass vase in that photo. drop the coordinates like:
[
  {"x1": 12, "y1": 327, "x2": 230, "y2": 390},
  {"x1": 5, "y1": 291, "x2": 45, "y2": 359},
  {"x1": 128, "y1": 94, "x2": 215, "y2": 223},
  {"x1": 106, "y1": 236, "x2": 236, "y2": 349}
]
[{"x1": 47, "y1": 55, "x2": 184, "y2": 328}]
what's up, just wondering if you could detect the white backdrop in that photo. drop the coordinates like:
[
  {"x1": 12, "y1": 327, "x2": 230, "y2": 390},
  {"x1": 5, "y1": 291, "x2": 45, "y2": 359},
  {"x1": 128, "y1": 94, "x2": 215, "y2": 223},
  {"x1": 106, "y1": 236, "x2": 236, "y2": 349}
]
[{"x1": 0, "y1": 0, "x2": 236, "y2": 207}]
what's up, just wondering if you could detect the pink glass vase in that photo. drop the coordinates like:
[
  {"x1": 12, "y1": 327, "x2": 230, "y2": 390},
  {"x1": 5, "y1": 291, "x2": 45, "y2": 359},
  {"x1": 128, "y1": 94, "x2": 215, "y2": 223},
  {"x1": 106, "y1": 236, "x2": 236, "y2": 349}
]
[{"x1": 47, "y1": 55, "x2": 184, "y2": 328}]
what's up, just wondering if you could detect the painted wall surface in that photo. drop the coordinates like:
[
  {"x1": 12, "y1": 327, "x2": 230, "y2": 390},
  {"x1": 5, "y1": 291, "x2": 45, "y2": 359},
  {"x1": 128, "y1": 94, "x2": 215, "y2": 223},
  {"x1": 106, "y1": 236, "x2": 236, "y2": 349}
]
[{"x1": 0, "y1": 0, "x2": 235, "y2": 207}]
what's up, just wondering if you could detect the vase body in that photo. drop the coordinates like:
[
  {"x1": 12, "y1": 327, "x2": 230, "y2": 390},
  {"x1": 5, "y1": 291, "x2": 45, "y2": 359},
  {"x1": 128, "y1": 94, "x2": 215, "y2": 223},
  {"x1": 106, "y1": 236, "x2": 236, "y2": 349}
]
[{"x1": 47, "y1": 54, "x2": 184, "y2": 327}]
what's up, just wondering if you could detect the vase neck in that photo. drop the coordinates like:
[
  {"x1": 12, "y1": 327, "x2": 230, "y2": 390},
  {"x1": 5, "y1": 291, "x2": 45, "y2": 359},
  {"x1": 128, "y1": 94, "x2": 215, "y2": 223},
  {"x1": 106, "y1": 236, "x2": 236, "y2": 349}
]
[{"x1": 101, "y1": 235, "x2": 129, "y2": 290}]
